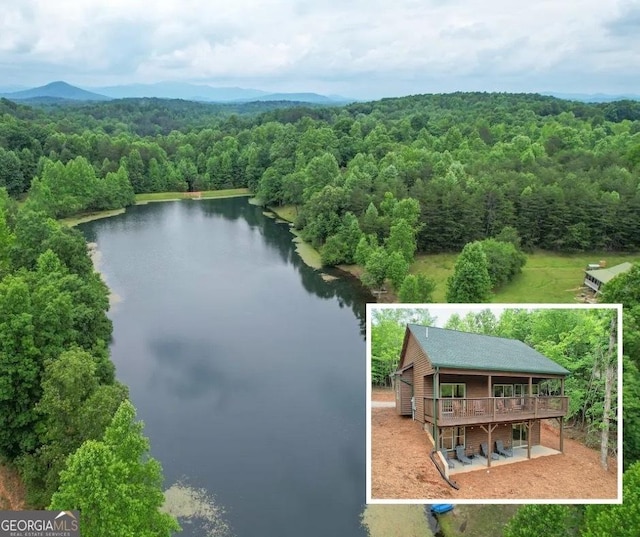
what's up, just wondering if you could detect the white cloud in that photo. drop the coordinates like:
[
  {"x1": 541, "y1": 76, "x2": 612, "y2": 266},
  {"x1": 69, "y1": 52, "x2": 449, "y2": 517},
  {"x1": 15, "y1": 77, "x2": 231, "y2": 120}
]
[{"x1": 0, "y1": 0, "x2": 637, "y2": 97}]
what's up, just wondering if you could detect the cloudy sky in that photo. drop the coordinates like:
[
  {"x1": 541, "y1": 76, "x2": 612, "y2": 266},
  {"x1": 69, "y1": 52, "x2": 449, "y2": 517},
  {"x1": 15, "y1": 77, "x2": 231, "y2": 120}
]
[{"x1": 1, "y1": 0, "x2": 639, "y2": 99}]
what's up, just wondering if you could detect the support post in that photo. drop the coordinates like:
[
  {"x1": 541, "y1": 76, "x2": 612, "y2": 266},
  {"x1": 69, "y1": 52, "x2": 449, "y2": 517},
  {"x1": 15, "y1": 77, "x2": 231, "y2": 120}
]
[
  {"x1": 560, "y1": 417, "x2": 564, "y2": 453},
  {"x1": 485, "y1": 424, "x2": 498, "y2": 468},
  {"x1": 488, "y1": 375, "x2": 492, "y2": 397},
  {"x1": 433, "y1": 368, "x2": 439, "y2": 449},
  {"x1": 527, "y1": 420, "x2": 532, "y2": 459}
]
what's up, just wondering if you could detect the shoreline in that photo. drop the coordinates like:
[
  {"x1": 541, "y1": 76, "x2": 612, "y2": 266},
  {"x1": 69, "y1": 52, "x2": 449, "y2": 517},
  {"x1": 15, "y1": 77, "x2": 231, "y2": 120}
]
[
  {"x1": 264, "y1": 202, "x2": 377, "y2": 293},
  {"x1": 87, "y1": 242, "x2": 122, "y2": 308},
  {"x1": 63, "y1": 189, "x2": 252, "y2": 227},
  {"x1": 260, "y1": 202, "x2": 324, "y2": 271}
]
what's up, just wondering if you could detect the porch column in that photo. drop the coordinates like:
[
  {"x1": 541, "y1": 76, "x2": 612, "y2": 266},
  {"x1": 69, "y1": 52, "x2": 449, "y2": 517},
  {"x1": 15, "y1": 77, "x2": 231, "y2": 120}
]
[
  {"x1": 433, "y1": 370, "x2": 439, "y2": 449},
  {"x1": 527, "y1": 420, "x2": 532, "y2": 459},
  {"x1": 482, "y1": 424, "x2": 498, "y2": 468},
  {"x1": 487, "y1": 375, "x2": 492, "y2": 397},
  {"x1": 560, "y1": 378, "x2": 565, "y2": 453},
  {"x1": 528, "y1": 376, "x2": 532, "y2": 396}
]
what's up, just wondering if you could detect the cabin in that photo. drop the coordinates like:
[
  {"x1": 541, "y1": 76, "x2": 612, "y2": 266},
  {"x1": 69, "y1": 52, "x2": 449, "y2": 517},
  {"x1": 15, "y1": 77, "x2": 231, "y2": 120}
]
[
  {"x1": 584, "y1": 262, "x2": 632, "y2": 293},
  {"x1": 394, "y1": 324, "x2": 569, "y2": 470}
]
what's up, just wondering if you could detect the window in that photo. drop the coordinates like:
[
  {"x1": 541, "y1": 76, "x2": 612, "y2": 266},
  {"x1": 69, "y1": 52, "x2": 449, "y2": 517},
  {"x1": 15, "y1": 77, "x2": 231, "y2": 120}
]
[
  {"x1": 512, "y1": 423, "x2": 528, "y2": 448},
  {"x1": 440, "y1": 383, "x2": 465, "y2": 398},
  {"x1": 493, "y1": 384, "x2": 513, "y2": 397},
  {"x1": 514, "y1": 384, "x2": 539, "y2": 396},
  {"x1": 440, "y1": 383, "x2": 466, "y2": 414},
  {"x1": 440, "y1": 427, "x2": 466, "y2": 451}
]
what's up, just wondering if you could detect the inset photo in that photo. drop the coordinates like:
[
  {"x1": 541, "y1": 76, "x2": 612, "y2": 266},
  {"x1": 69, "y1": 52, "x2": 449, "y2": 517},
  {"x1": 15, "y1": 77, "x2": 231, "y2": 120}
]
[{"x1": 366, "y1": 304, "x2": 622, "y2": 504}]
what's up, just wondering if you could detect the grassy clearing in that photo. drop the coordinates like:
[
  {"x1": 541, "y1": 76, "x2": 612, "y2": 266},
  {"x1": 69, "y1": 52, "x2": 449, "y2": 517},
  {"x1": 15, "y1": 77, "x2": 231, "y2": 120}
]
[
  {"x1": 135, "y1": 188, "x2": 250, "y2": 203},
  {"x1": 440, "y1": 505, "x2": 519, "y2": 537},
  {"x1": 412, "y1": 251, "x2": 640, "y2": 303},
  {"x1": 269, "y1": 205, "x2": 299, "y2": 223},
  {"x1": 361, "y1": 505, "x2": 434, "y2": 537},
  {"x1": 61, "y1": 208, "x2": 126, "y2": 227}
]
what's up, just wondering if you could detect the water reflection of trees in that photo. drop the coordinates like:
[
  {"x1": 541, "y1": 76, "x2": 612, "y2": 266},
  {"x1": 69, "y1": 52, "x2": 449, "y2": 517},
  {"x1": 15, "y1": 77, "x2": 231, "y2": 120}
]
[
  {"x1": 198, "y1": 198, "x2": 371, "y2": 337},
  {"x1": 82, "y1": 198, "x2": 371, "y2": 337}
]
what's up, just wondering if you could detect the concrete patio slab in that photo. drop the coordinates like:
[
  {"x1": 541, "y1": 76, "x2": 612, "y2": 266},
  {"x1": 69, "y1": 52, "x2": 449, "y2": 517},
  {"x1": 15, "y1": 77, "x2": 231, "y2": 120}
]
[{"x1": 448, "y1": 445, "x2": 561, "y2": 475}]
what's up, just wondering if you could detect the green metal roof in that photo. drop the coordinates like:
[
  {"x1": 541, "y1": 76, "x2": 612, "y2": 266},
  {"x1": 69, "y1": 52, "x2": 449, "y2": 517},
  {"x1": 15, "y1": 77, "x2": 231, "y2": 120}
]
[
  {"x1": 585, "y1": 262, "x2": 632, "y2": 284},
  {"x1": 406, "y1": 324, "x2": 570, "y2": 376}
]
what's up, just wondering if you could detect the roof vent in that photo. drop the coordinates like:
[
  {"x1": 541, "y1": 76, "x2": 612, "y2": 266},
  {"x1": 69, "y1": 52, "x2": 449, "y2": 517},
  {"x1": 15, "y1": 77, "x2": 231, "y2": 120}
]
[{"x1": 425, "y1": 326, "x2": 428, "y2": 338}]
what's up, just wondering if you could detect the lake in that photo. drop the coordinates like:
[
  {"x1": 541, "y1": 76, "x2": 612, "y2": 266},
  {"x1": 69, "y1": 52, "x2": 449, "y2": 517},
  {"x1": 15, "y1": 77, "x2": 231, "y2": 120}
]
[{"x1": 79, "y1": 198, "x2": 371, "y2": 537}]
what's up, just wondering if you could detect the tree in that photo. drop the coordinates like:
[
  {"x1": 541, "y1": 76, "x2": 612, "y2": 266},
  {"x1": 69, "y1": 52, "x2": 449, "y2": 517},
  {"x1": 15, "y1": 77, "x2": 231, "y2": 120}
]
[
  {"x1": 385, "y1": 218, "x2": 417, "y2": 264},
  {"x1": 354, "y1": 234, "x2": 377, "y2": 266},
  {"x1": 361, "y1": 247, "x2": 389, "y2": 290},
  {"x1": 0, "y1": 275, "x2": 40, "y2": 457},
  {"x1": 503, "y1": 505, "x2": 575, "y2": 537},
  {"x1": 478, "y1": 238, "x2": 526, "y2": 289},
  {"x1": 601, "y1": 263, "x2": 640, "y2": 466},
  {"x1": 386, "y1": 251, "x2": 409, "y2": 290},
  {"x1": 582, "y1": 462, "x2": 640, "y2": 537},
  {"x1": 320, "y1": 212, "x2": 363, "y2": 266},
  {"x1": 49, "y1": 400, "x2": 180, "y2": 537},
  {"x1": 0, "y1": 148, "x2": 25, "y2": 196},
  {"x1": 445, "y1": 310, "x2": 498, "y2": 334},
  {"x1": 398, "y1": 274, "x2": 436, "y2": 303},
  {"x1": 370, "y1": 308, "x2": 437, "y2": 385},
  {"x1": 600, "y1": 314, "x2": 616, "y2": 470},
  {"x1": 446, "y1": 241, "x2": 492, "y2": 303},
  {"x1": 19, "y1": 349, "x2": 126, "y2": 507}
]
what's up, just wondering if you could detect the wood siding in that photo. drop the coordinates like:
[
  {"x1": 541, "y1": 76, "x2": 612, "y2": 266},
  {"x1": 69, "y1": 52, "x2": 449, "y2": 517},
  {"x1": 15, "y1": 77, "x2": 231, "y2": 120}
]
[
  {"x1": 396, "y1": 367, "x2": 413, "y2": 416},
  {"x1": 403, "y1": 332, "x2": 433, "y2": 423},
  {"x1": 440, "y1": 420, "x2": 542, "y2": 458}
]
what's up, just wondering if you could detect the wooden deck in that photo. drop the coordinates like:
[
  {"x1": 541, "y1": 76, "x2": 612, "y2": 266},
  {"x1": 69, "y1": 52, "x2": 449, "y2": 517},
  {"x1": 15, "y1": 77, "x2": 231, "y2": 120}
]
[{"x1": 424, "y1": 395, "x2": 568, "y2": 426}]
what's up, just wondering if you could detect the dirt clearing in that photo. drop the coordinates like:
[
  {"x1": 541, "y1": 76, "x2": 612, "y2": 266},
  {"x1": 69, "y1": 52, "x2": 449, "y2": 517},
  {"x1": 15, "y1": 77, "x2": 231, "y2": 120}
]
[{"x1": 370, "y1": 389, "x2": 617, "y2": 501}]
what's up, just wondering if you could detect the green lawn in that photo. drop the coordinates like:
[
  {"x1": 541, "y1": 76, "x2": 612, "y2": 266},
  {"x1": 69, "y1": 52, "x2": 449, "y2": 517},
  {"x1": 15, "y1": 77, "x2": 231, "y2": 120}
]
[
  {"x1": 269, "y1": 204, "x2": 298, "y2": 223},
  {"x1": 412, "y1": 251, "x2": 640, "y2": 303},
  {"x1": 60, "y1": 208, "x2": 126, "y2": 227},
  {"x1": 135, "y1": 188, "x2": 250, "y2": 203},
  {"x1": 440, "y1": 505, "x2": 519, "y2": 537}
]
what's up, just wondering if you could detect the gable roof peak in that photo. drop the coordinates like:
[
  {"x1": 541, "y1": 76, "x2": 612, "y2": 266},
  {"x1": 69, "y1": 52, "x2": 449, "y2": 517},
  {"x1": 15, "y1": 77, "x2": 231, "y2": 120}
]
[{"x1": 404, "y1": 323, "x2": 569, "y2": 376}]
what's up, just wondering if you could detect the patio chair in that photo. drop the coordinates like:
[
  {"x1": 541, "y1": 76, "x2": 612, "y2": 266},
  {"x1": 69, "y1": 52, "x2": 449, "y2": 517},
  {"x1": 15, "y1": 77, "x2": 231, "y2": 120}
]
[
  {"x1": 455, "y1": 445, "x2": 472, "y2": 465},
  {"x1": 439, "y1": 449, "x2": 455, "y2": 469},
  {"x1": 495, "y1": 439, "x2": 513, "y2": 458},
  {"x1": 480, "y1": 442, "x2": 499, "y2": 460}
]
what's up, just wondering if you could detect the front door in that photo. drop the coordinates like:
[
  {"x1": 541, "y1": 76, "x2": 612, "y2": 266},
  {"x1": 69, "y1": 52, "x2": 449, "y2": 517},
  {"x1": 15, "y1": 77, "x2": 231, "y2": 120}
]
[{"x1": 512, "y1": 423, "x2": 528, "y2": 448}]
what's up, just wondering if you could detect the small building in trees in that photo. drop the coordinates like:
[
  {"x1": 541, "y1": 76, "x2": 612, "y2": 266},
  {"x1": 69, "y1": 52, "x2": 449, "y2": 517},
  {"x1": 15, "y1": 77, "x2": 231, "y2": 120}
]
[
  {"x1": 584, "y1": 262, "x2": 632, "y2": 294},
  {"x1": 393, "y1": 324, "x2": 569, "y2": 473}
]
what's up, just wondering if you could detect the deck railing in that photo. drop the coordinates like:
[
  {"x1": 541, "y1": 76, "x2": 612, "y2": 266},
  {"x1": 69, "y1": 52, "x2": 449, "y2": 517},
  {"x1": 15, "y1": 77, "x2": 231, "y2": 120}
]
[{"x1": 423, "y1": 395, "x2": 568, "y2": 424}]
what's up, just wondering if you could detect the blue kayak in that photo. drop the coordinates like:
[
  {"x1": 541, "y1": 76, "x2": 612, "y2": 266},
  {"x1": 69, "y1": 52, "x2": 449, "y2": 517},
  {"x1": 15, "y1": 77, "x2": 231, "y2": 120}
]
[{"x1": 430, "y1": 504, "x2": 455, "y2": 514}]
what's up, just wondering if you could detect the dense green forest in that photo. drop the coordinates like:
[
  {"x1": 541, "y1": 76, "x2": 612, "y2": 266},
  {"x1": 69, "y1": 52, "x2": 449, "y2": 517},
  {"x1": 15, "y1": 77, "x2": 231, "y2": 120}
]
[
  {"x1": 0, "y1": 191, "x2": 179, "y2": 534},
  {"x1": 2, "y1": 92, "x2": 640, "y2": 299},
  {"x1": 2, "y1": 93, "x2": 640, "y2": 253},
  {"x1": 1, "y1": 92, "x2": 640, "y2": 535}
]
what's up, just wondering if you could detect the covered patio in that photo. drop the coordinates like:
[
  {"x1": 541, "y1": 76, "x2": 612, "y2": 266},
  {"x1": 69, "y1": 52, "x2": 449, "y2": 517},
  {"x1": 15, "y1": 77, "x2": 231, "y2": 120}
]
[{"x1": 449, "y1": 445, "x2": 562, "y2": 475}]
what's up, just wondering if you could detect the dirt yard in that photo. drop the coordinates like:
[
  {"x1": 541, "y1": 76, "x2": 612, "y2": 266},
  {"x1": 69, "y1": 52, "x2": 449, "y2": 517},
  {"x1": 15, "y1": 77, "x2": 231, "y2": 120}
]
[
  {"x1": 370, "y1": 389, "x2": 618, "y2": 500},
  {"x1": 0, "y1": 464, "x2": 25, "y2": 510}
]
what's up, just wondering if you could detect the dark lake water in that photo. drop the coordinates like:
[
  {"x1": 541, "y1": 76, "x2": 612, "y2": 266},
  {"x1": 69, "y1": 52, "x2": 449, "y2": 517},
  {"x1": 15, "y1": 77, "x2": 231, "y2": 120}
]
[{"x1": 79, "y1": 198, "x2": 370, "y2": 537}]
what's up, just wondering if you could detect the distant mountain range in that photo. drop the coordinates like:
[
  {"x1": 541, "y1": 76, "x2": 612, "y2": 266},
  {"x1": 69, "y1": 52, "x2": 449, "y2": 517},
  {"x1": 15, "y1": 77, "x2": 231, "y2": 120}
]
[
  {"x1": 1, "y1": 81, "x2": 111, "y2": 102},
  {"x1": 3, "y1": 82, "x2": 638, "y2": 106},
  {"x1": 543, "y1": 92, "x2": 640, "y2": 103},
  {"x1": 0, "y1": 80, "x2": 352, "y2": 105}
]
